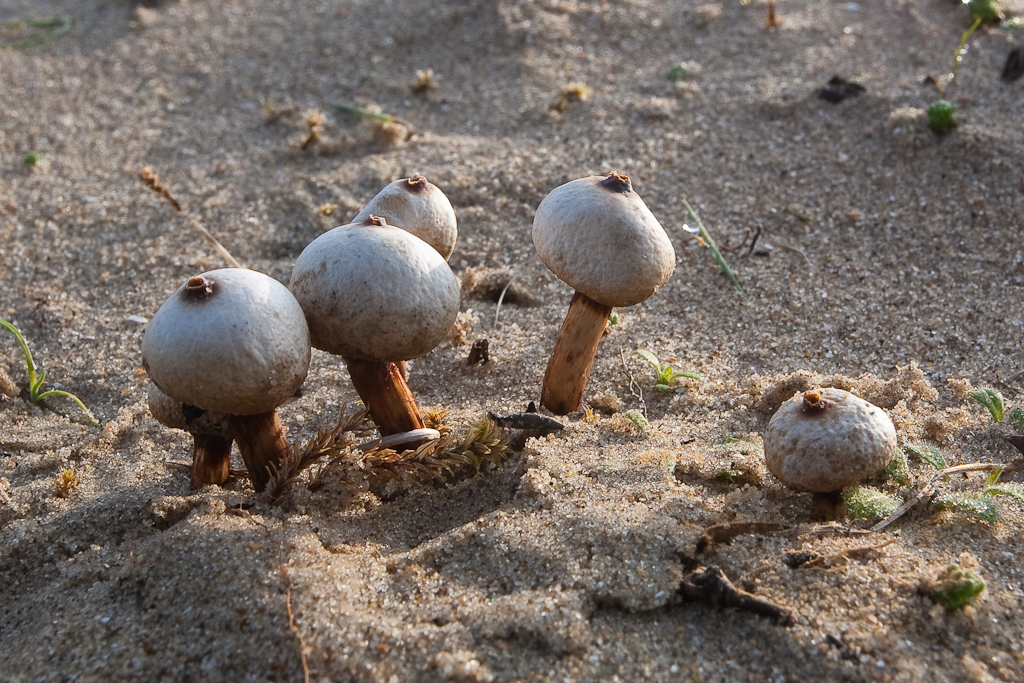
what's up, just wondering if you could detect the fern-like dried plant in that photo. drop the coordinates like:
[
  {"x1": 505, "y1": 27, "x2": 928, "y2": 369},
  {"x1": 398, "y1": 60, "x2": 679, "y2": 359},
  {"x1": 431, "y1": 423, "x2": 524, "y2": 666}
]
[{"x1": 264, "y1": 405, "x2": 372, "y2": 504}]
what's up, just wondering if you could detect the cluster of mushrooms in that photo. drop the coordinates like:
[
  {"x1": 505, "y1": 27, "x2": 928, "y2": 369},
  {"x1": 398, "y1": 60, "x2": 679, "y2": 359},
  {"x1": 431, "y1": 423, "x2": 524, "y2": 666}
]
[{"x1": 144, "y1": 172, "x2": 898, "y2": 519}]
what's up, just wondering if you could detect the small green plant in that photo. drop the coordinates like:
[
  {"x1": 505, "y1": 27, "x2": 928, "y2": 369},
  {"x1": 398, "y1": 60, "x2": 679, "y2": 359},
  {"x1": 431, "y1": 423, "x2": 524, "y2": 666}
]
[
  {"x1": 0, "y1": 319, "x2": 99, "y2": 426},
  {"x1": 933, "y1": 467, "x2": 1024, "y2": 523},
  {"x1": 1007, "y1": 406, "x2": 1024, "y2": 428},
  {"x1": 607, "y1": 309, "x2": 619, "y2": 326},
  {"x1": 845, "y1": 486, "x2": 902, "y2": 519},
  {"x1": 904, "y1": 443, "x2": 947, "y2": 469},
  {"x1": 666, "y1": 64, "x2": 686, "y2": 83},
  {"x1": 622, "y1": 409, "x2": 649, "y2": 435},
  {"x1": 928, "y1": 564, "x2": 986, "y2": 612},
  {"x1": 927, "y1": 100, "x2": 958, "y2": 135},
  {"x1": 885, "y1": 448, "x2": 911, "y2": 486},
  {"x1": 969, "y1": 387, "x2": 1004, "y2": 422},
  {"x1": 24, "y1": 151, "x2": 42, "y2": 166},
  {"x1": 635, "y1": 349, "x2": 701, "y2": 391}
]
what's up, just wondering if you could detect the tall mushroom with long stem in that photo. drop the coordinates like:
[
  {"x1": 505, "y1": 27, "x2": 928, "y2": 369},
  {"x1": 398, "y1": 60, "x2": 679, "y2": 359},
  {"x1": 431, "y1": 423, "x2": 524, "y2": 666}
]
[
  {"x1": 290, "y1": 216, "x2": 460, "y2": 436},
  {"x1": 143, "y1": 269, "x2": 311, "y2": 491},
  {"x1": 533, "y1": 172, "x2": 676, "y2": 414},
  {"x1": 353, "y1": 174, "x2": 458, "y2": 260}
]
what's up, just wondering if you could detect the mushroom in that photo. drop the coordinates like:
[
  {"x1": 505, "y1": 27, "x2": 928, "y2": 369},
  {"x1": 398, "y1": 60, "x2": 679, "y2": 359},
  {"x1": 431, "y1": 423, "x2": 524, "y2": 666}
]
[
  {"x1": 353, "y1": 174, "x2": 458, "y2": 260},
  {"x1": 763, "y1": 388, "x2": 898, "y2": 520},
  {"x1": 143, "y1": 268, "x2": 311, "y2": 492},
  {"x1": 147, "y1": 382, "x2": 234, "y2": 488},
  {"x1": 532, "y1": 172, "x2": 676, "y2": 414},
  {"x1": 290, "y1": 215, "x2": 460, "y2": 436}
]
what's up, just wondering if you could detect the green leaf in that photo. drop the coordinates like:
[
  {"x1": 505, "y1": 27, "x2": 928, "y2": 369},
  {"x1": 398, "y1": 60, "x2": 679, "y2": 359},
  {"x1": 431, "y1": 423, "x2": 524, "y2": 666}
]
[
  {"x1": 1007, "y1": 406, "x2": 1024, "y2": 428},
  {"x1": 669, "y1": 370, "x2": 702, "y2": 381},
  {"x1": 934, "y1": 492, "x2": 998, "y2": 523},
  {"x1": 984, "y1": 467, "x2": 1004, "y2": 488},
  {"x1": 904, "y1": 443, "x2": 947, "y2": 470},
  {"x1": 654, "y1": 383, "x2": 672, "y2": 392},
  {"x1": 969, "y1": 387, "x2": 1004, "y2": 422},
  {"x1": 635, "y1": 349, "x2": 660, "y2": 369},
  {"x1": 885, "y1": 448, "x2": 911, "y2": 487},
  {"x1": 845, "y1": 486, "x2": 901, "y2": 519},
  {"x1": 986, "y1": 482, "x2": 1024, "y2": 505}
]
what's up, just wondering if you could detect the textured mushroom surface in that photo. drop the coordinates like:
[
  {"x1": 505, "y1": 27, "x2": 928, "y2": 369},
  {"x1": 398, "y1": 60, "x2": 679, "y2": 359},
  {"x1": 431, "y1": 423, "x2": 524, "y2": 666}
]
[
  {"x1": 532, "y1": 174, "x2": 676, "y2": 307},
  {"x1": 353, "y1": 175, "x2": 458, "y2": 260},
  {"x1": 763, "y1": 387, "x2": 898, "y2": 492},
  {"x1": 290, "y1": 220, "x2": 461, "y2": 362},
  {"x1": 142, "y1": 268, "x2": 311, "y2": 416}
]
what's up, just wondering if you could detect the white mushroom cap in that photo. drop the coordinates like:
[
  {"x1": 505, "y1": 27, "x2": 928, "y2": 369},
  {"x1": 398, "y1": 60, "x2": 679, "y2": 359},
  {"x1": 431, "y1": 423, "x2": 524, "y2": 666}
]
[
  {"x1": 764, "y1": 388, "x2": 898, "y2": 493},
  {"x1": 353, "y1": 175, "x2": 458, "y2": 260},
  {"x1": 532, "y1": 173, "x2": 676, "y2": 308},
  {"x1": 142, "y1": 268, "x2": 311, "y2": 416},
  {"x1": 290, "y1": 217, "x2": 461, "y2": 362}
]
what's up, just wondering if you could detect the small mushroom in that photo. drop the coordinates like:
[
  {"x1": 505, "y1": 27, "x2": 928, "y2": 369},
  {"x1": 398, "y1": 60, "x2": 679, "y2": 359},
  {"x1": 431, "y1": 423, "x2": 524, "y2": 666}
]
[
  {"x1": 143, "y1": 268, "x2": 311, "y2": 491},
  {"x1": 290, "y1": 216, "x2": 460, "y2": 436},
  {"x1": 147, "y1": 382, "x2": 234, "y2": 488},
  {"x1": 763, "y1": 388, "x2": 898, "y2": 520},
  {"x1": 353, "y1": 174, "x2": 458, "y2": 260},
  {"x1": 532, "y1": 172, "x2": 676, "y2": 414}
]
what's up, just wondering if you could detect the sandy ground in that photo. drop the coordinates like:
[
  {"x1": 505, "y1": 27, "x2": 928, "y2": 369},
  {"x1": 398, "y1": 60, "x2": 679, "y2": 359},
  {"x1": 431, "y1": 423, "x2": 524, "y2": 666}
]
[{"x1": 2, "y1": 0, "x2": 1024, "y2": 681}]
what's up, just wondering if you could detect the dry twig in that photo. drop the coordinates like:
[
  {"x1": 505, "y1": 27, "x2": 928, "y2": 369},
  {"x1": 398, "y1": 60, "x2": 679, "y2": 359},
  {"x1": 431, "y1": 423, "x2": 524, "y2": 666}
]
[
  {"x1": 137, "y1": 166, "x2": 243, "y2": 268},
  {"x1": 677, "y1": 566, "x2": 794, "y2": 626}
]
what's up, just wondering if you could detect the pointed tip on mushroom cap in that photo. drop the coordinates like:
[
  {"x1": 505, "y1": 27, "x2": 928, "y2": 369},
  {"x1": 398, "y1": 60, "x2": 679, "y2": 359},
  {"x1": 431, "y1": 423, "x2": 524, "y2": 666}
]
[
  {"x1": 532, "y1": 174, "x2": 676, "y2": 308},
  {"x1": 353, "y1": 175, "x2": 458, "y2": 260},
  {"x1": 290, "y1": 223, "x2": 461, "y2": 362},
  {"x1": 142, "y1": 268, "x2": 311, "y2": 416},
  {"x1": 763, "y1": 388, "x2": 898, "y2": 493}
]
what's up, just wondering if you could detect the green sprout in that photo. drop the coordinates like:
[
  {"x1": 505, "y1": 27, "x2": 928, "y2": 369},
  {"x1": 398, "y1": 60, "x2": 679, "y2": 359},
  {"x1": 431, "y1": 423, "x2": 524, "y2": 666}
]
[
  {"x1": 845, "y1": 486, "x2": 902, "y2": 520},
  {"x1": 622, "y1": 409, "x2": 649, "y2": 435},
  {"x1": 1007, "y1": 406, "x2": 1024, "y2": 429},
  {"x1": 967, "y1": 0, "x2": 1001, "y2": 23},
  {"x1": 929, "y1": 564, "x2": 986, "y2": 612},
  {"x1": 666, "y1": 64, "x2": 686, "y2": 83},
  {"x1": 969, "y1": 387, "x2": 1004, "y2": 422},
  {"x1": 0, "y1": 15, "x2": 74, "y2": 50},
  {"x1": 0, "y1": 319, "x2": 99, "y2": 426},
  {"x1": 635, "y1": 349, "x2": 701, "y2": 391},
  {"x1": 681, "y1": 199, "x2": 744, "y2": 294},
  {"x1": 904, "y1": 443, "x2": 947, "y2": 470},
  {"x1": 926, "y1": 100, "x2": 958, "y2": 135},
  {"x1": 607, "y1": 309, "x2": 619, "y2": 326},
  {"x1": 24, "y1": 151, "x2": 42, "y2": 166}
]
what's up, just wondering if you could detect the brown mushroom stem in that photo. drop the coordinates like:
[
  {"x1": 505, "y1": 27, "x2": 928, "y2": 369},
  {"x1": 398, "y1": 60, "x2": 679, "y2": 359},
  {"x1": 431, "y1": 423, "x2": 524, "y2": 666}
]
[
  {"x1": 541, "y1": 291, "x2": 613, "y2": 415},
  {"x1": 228, "y1": 411, "x2": 289, "y2": 492},
  {"x1": 810, "y1": 490, "x2": 847, "y2": 521},
  {"x1": 345, "y1": 358, "x2": 426, "y2": 436},
  {"x1": 190, "y1": 433, "x2": 233, "y2": 489}
]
